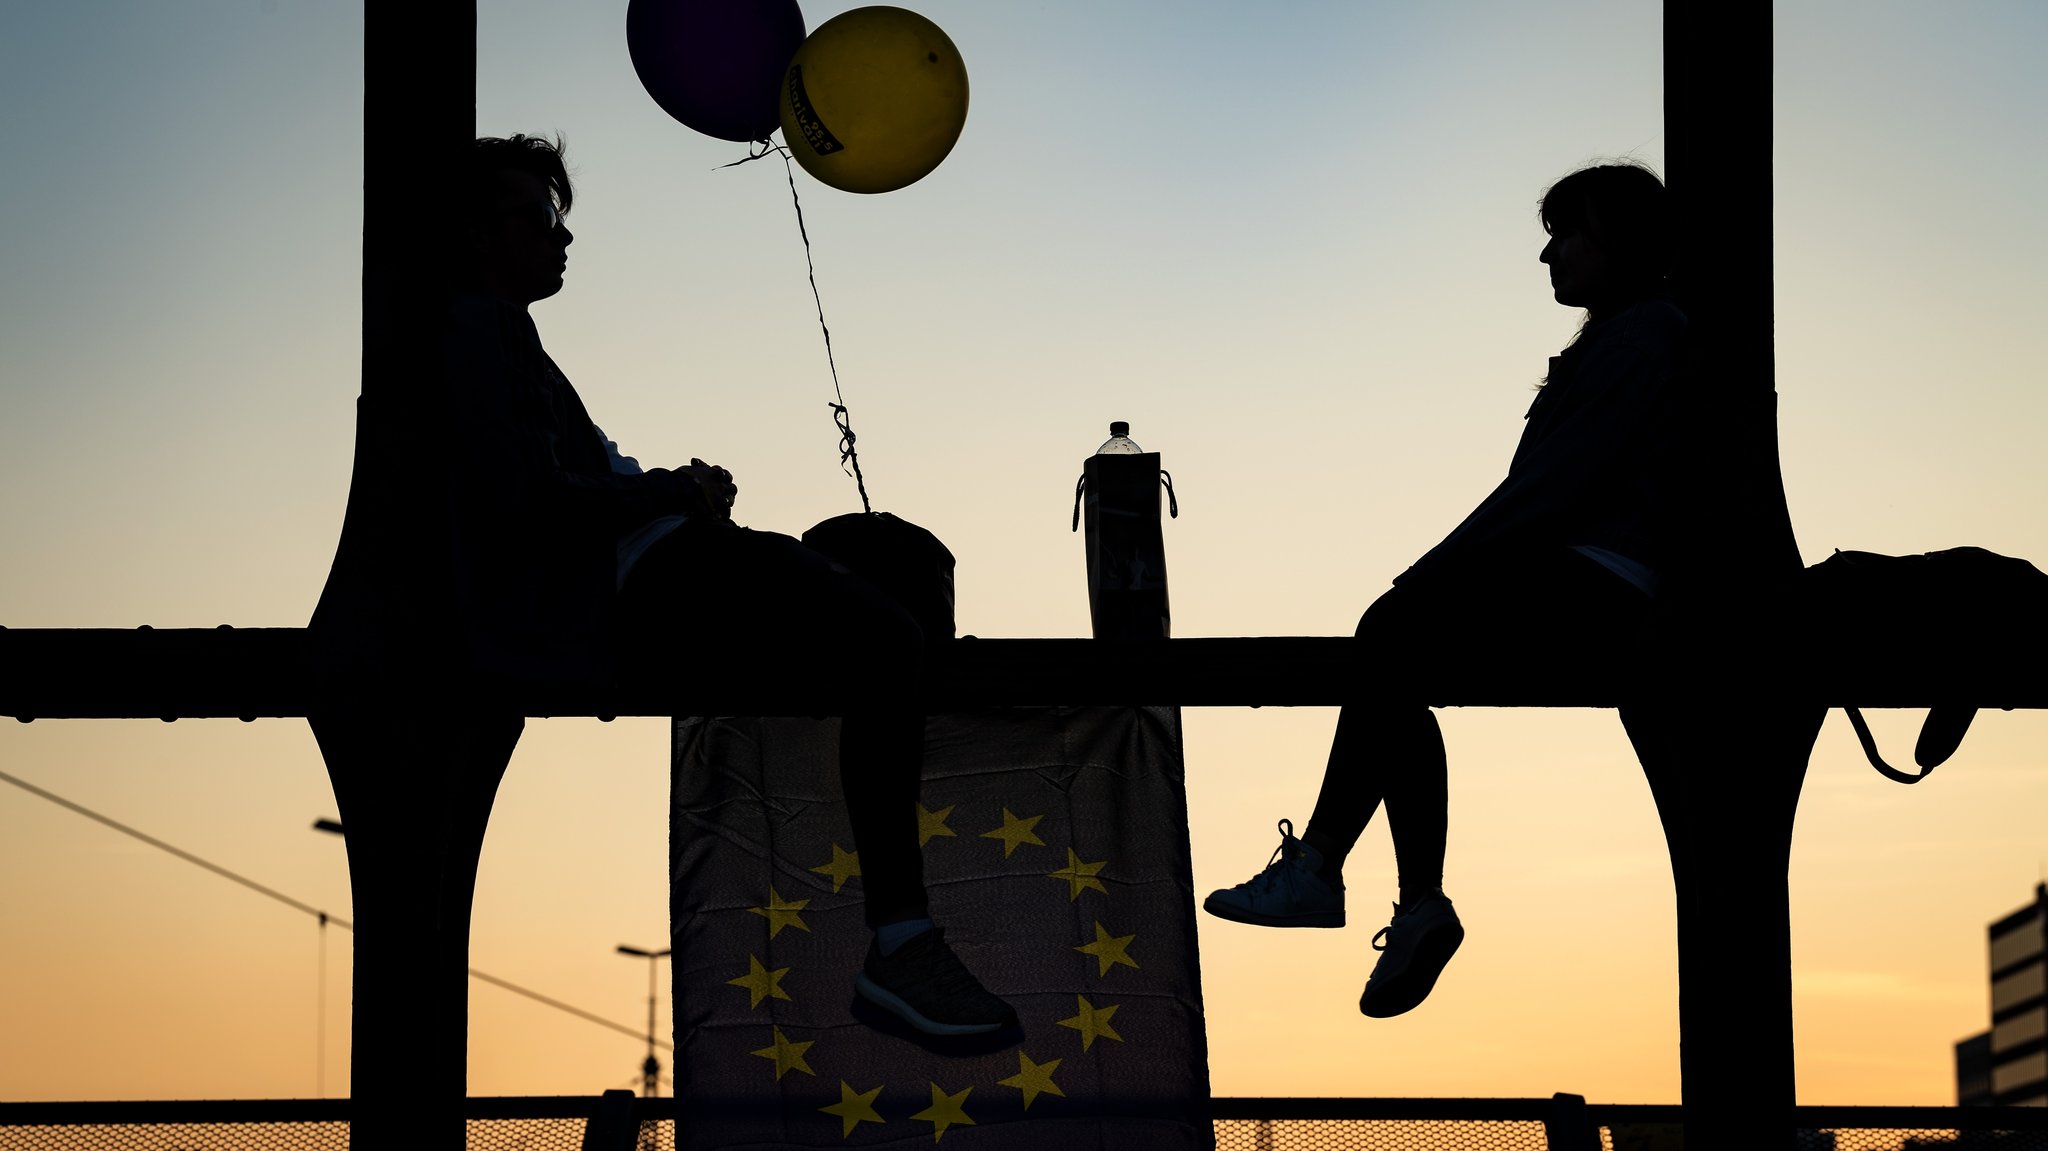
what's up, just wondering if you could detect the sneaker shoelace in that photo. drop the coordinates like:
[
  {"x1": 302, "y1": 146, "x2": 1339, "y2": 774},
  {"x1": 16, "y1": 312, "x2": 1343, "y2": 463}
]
[
  {"x1": 1371, "y1": 903, "x2": 1404, "y2": 952},
  {"x1": 1239, "y1": 818, "x2": 1308, "y2": 894}
]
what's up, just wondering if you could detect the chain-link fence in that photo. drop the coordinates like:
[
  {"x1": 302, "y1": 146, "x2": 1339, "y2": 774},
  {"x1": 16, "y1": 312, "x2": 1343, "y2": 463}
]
[{"x1": 2, "y1": 1098, "x2": 2044, "y2": 1150}]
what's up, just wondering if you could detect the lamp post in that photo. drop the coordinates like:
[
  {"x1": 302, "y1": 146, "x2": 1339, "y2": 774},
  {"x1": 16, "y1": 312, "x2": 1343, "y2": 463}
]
[
  {"x1": 309, "y1": 817, "x2": 345, "y2": 1096},
  {"x1": 616, "y1": 944, "x2": 670, "y2": 1099}
]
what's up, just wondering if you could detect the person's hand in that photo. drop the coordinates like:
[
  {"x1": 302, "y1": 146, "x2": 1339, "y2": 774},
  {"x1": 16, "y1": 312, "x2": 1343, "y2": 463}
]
[{"x1": 682, "y1": 458, "x2": 738, "y2": 519}]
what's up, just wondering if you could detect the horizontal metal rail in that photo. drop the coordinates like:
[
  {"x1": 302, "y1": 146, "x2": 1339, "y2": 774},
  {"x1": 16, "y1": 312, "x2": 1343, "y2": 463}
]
[
  {"x1": 4, "y1": 627, "x2": 2043, "y2": 720},
  {"x1": 1, "y1": 1096, "x2": 2042, "y2": 1129}
]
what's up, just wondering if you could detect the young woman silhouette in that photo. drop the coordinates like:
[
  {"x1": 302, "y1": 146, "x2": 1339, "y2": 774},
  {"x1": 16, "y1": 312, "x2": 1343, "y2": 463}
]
[{"x1": 1204, "y1": 162, "x2": 1685, "y2": 1017}]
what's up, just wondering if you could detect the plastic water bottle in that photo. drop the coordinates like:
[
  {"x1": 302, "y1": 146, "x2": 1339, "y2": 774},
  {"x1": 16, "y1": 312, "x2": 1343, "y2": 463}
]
[{"x1": 1095, "y1": 421, "x2": 1142, "y2": 455}]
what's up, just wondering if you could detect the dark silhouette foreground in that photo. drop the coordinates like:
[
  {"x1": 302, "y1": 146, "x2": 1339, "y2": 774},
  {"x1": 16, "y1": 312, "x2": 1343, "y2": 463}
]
[
  {"x1": 310, "y1": 134, "x2": 1012, "y2": 1040},
  {"x1": 1205, "y1": 163, "x2": 1687, "y2": 1018}
]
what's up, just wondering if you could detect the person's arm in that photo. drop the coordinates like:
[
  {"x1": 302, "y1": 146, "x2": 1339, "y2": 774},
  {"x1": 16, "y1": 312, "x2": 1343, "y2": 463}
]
[
  {"x1": 596, "y1": 427, "x2": 645, "y2": 475},
  {"x1": 537, "y1": 424, "x2": 712, "y2": 535},
  {"x1": 446, "y1": 310, "x2": 714, "y2": 539},
  {"x1": 595, "y1": 428, "x2": 737, "y2": 516},
  {"x1": 1401, "y1": 312, "x2": 1683, "y2": 580}
]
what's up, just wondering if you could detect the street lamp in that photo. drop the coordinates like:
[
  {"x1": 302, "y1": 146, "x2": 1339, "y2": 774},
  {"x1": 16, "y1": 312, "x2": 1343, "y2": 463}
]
[{"x1": 617, "y1": 944, "x2": 671, "y2": 1098}]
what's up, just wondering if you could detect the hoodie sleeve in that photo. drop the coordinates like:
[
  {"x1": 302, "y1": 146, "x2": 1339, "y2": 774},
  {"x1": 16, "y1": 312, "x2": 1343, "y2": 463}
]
[{"x1": 445, "y1": 306, "x2": 709, "y2": 543}]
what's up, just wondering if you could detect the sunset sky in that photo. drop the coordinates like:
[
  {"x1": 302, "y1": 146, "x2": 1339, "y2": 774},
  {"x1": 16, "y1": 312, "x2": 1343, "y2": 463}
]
[{"x1": 3, "y1": 0, "x2": 2046, "y2": 1108}]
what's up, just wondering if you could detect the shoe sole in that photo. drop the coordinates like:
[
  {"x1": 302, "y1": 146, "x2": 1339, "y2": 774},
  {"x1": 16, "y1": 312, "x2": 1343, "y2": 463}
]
[
  {"x1": 854, "y1": 973, "x2": 1007, "y2": 1036},
  {"x1": 1202, "y1": 894, "x2": 1344, "y2": 929},
  {"x1": 1359, "y1": 921, "x2": 1464, "y2": 1018}
]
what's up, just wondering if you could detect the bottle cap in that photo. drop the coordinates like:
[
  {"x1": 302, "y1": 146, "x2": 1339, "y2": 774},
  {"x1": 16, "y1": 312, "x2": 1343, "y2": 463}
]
[{"x1": 1109, "y1": 421, "x2": 1130, "y2": 437}]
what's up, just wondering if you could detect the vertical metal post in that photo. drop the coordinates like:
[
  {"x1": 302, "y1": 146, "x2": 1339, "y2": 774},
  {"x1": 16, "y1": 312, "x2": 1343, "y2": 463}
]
[
  {"x1": 1543, "y1": 1092, "x2": 1602, "y2": 1151},
  {"x1": 311, "y1": 2, "x2": 484, "y2": 1148},
  {"x1": 1649, "y1": 6, "x2": 1825, "y2": 1147},
  {"x1": 580, "y1": 1089, "x2": 644, "y2": 1151}
]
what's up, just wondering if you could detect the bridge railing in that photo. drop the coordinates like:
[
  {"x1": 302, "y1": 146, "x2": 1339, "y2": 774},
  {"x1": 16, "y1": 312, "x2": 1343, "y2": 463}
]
[
  {"x1": 2, "y1": 1094, "x2": 2045, "y2": 1151},
  {"x1": 8, "y1": 625, "x2": 2044, "y2": 1151}
]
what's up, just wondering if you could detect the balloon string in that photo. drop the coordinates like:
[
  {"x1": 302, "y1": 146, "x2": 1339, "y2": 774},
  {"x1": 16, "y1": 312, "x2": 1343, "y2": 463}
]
[
  {"x1": 720, "y1": 138, "x2": 873, "y2": 514},
  {"x1": 714, "y1": 139, "x2": 782, "y2": 170}
]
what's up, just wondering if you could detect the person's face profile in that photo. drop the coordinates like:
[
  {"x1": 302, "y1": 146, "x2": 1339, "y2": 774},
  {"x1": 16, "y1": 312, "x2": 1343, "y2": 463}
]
[
  {"x1": 1539, "y1": 215, "x2": 1616, "y2": 312},
  {"x1": 470, "y1": 168, "x2": 574, "y2": 306}
]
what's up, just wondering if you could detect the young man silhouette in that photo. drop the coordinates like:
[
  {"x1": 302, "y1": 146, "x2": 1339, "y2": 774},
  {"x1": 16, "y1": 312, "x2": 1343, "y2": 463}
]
[{"x1": 447, "y1": 133, "x2": 1012, "y2": 1036}]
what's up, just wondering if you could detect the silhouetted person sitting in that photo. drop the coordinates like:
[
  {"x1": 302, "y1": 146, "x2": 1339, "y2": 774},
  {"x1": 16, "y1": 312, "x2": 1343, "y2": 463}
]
[
  {"x1": 1204, "y1": 162, "x2": 1683, "y2": 1017},
  {"x1": 441, "y1": 134, "x2": 1013, "y2": 1035}
]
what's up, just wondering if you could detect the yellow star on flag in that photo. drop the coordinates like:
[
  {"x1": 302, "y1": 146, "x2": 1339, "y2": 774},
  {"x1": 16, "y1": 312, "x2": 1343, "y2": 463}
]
[
  {"x1": 916, "y1": 803, "x2": 957, "y2": 847},
  {"x1": 1056, "y1": 995, "x2": 1123, "y2": 1052},
  {"x1": 996, "y1": 1051, "x2": 1065, "y2": 1110},
  {"x1": 819, "y1": 1080, "x2": 886, "y2": 1137},
  {"x1": 909, "y1": 1082, "x2": 975, "y2": 1142},
  {"x1": 1075, "y1": 921, "x2": 1140, "y2": 977},
  {"x1": 979, "y1": 808, "x2": 1046, "y2": 857},
  {"x1": 726, "y1": 954, "x2": 792, "y2": 1009},
  {"x1": 809, "y1": 843, "x2": 862, "y2": 893},
  {"x1": 748, "y1": 886, "x2": 811, "y2": 939},
  {"x1": 1047, "y1": 848, "x2": 1108, "y2": 901},
  {"x1": 748, "y1": 1027, "x2": 815, "y2": 1080}
]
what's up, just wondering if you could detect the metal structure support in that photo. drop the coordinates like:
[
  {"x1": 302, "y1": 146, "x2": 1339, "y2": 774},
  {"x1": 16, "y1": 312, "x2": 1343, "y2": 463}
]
[
  {"x1": 1651, "y1": 4, "x2": 1821, "y2": 1147},
  {"x1": 275, "y1": 1, "x2": 1849, "y2": 1145},
  {"x1": 312, "y1": 2, "x2": 484, "y2": 1146}
]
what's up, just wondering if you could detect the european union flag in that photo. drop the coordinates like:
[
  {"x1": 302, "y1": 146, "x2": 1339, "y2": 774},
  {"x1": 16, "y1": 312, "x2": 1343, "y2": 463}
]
[{"x1": 671, "y1": 706, "x2": 1211, "y2": 1148}]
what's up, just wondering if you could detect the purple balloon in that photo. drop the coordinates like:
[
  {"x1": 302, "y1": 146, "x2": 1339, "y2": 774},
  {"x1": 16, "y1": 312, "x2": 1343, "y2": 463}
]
[{"x1": 627, "y1": 0, "x2": 807, "y2": 143}]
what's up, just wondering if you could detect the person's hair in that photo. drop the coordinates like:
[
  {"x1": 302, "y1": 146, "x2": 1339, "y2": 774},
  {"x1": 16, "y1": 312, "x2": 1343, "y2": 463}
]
[
  {"x1": 1538, "y1": 159, "x2": 1670, "y2": 301},
  {"x1": 466, "y1": 133, "x2": 573, "y2": 217},
  {"x1": 1536, "y1": 160, "x2": 1670, "y2": 386}
]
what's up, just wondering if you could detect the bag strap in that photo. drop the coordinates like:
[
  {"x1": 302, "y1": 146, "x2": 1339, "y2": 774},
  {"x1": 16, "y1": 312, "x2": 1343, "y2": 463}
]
[
  {"x1": 1844, "y1": 705, "x2": 1978, "y2": 785},
  {"x1": 1843, "y1": 707, "x2": 1932, "y2": 784}
]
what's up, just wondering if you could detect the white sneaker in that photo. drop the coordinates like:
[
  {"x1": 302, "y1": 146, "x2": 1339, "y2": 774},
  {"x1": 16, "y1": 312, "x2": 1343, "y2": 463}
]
[
  {"x1": 1202, "y1": 819, "x2": 1345, "y2": 928},
  {"x1": 1359, "y1": 894, "x2": 1463, "y2": 1017}
]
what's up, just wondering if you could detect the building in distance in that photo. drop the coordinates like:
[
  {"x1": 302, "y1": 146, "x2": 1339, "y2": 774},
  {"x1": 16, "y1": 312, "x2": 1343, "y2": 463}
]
[{"x1": 1955, "y1": 883, "x2": 2047, "y2": 1106}]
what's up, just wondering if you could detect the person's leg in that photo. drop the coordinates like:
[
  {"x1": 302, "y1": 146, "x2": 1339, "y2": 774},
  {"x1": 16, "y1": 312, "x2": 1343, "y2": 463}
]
[
  {"x1": 1206, "y1": 547, "x2": 1650, "y2": 1014},
  {"x1": 1310, "y1": 551, "x2": 1647, "y2": 896},
  {"x1": 1202, "y1": 582, "x2": 1443, "y2": 930},
  {"x1": 623, "y1": 524, "x2": 1013, "y2": 1033},
  {"x1": 1297, "y1": 578, "x2": 1450, "y2": 902},
  {"x1": 837, "y1": 711, "x2": 930, "y2": 926},
  {"x1": 1354, "y1": 550, "x2": 1649, "y2": 1015},
  {"x1": 1303, "y1": 702, "x2": 1447, "y2": 908},
  {"x1": 623, "y1": 525, "x2": 930, "y2": 923}
]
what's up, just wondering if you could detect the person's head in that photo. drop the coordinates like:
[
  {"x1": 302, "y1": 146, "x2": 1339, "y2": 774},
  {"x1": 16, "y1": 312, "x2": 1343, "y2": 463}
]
[
  {"x1": 1538, "y1": 161, "x2": 1670, "y2": 320},
  {"x1": 461, "y1": 134, "x2": 574, "y2": 306}
]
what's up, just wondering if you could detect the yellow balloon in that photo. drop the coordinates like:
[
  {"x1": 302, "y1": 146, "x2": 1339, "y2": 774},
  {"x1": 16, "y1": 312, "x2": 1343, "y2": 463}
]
[{"x1": 779, "y1": 7, "x2": 969, "y2": 194}]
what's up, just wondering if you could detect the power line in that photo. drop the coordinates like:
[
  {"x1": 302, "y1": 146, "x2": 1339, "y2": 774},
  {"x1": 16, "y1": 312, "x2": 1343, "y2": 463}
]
[
  {"x1": 0, "y1": 766, "x2": 671, "y2": 1052},
  {"x1": 467, "y1": 968, "x2": 669, "y2": 1049},
  {"x1": 0, "y1": 766, "x2": 352, "y2": 928}
]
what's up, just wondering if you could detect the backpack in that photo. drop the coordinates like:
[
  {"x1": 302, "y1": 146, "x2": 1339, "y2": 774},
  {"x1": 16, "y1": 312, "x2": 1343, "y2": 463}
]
[
  {"x1": 801, "y1": 512, "x2": 957, "y2": 645},
  {"x1": 1793, "y1": 547, "x2": 2048, "y2": 782}
]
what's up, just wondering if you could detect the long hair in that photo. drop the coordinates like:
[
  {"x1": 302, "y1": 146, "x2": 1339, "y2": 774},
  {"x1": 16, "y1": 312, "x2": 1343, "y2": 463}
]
[
  {"x1": 1537, "y1": 160, "x2": 1671, "y2": 384},
  {"x1": 1541, "y1": 160, "x2": 1670, "y2": 303}
]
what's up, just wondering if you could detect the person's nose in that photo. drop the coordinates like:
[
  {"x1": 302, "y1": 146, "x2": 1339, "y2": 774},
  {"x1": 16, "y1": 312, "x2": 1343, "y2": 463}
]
[
  {"x1": 1539, "y1": 236, "x2": 1556, "y2": 265},
  {"x1": 558, "y1": 223, "x2": 574, "y2": 248}
]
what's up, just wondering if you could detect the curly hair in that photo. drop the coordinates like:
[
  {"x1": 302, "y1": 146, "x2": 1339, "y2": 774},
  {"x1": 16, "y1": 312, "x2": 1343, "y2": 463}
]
[{"x1": 467, "y1": 133, "x2": 573, "y2": 216}]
